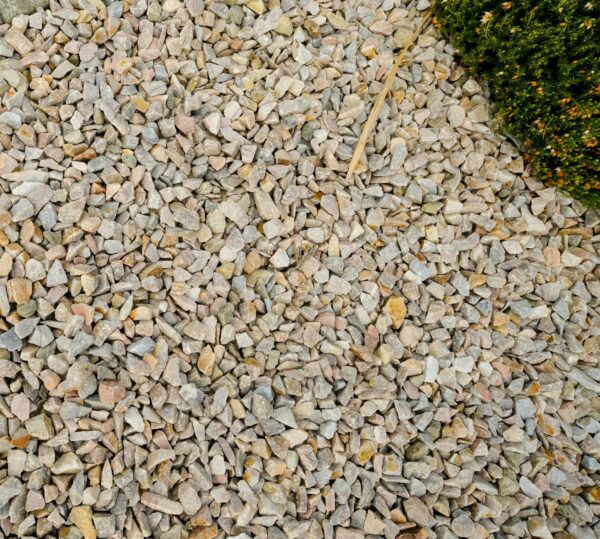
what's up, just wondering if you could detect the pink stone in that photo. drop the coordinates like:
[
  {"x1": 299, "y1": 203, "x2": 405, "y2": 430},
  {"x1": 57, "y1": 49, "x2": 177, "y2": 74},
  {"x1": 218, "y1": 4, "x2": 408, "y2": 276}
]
[{"x1": 98, "y1": 381, "x2": 126, "y2": 404}]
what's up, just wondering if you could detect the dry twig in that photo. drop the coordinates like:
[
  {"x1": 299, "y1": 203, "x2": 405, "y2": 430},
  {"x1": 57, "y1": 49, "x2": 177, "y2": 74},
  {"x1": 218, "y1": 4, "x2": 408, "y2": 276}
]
[{"x1": 345, "y1": 11, "x2": 433, "y2": 183}]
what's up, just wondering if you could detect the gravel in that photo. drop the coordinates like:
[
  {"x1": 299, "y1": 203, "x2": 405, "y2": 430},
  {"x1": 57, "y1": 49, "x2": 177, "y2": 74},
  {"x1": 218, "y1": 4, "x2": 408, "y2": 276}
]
[{"x1": 0, "y1": 0, "x2": 599, "y2": 538}]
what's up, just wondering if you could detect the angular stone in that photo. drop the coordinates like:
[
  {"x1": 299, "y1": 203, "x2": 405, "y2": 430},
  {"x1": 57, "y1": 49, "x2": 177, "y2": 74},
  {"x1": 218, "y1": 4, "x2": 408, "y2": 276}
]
[
  {"x1": 51, "y1": 453, "x2": 83, "y2": 475},
  {"x1": 197, "y1": 346, "x2": 215, "y2": 375},
  {"x1": 0, "y1": 329, "x2": 22, "y2": 352},
  {"x1": 7, "y1": 278, "x2": 32, "y2": 305},
  {"x1": 46, "y1": 260, "x2": 68, "y2": 287},
  {"x1": 254, "y1": 190, "x2": 280, "y2": 220},
  {"x1": 0, "y1": 0, "x2": 48, "y2": 24},
  {"x1": 403, "y1": 497, "x2": 433, "y2": 527},
  {"x1": 71, "y1": 506, "x2": 96, "y2": 539},
  {"x1": 385, "y1": 296, "x2": 407, "y2": 329},
  {"x1": 140, "y1": 492, "x2": 183, "y2": 515},
  {"x1": 98, "y1": 381, "x2": 126, "y2": 404},
  {"x1": 25, "y1": 414, "x2": 54, "y2": 440}
]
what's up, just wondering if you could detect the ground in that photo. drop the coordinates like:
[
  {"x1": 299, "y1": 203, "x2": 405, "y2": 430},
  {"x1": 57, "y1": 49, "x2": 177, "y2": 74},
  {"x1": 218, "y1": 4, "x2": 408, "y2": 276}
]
[{"x1": 0, "y1": 0, "x2": 599, "y2": 538}]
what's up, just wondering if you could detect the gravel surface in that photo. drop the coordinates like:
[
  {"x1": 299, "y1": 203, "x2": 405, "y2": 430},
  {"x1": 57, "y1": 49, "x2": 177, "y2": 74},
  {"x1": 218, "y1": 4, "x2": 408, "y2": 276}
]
[{"x1": 0, "y1": 1, "x2": 599, "y2": 538}]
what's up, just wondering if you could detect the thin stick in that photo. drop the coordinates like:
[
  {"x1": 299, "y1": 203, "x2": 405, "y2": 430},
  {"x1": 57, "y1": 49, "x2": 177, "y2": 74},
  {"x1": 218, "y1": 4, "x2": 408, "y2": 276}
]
[{"x1": 345, "y1": 11, "x2": 432, "y2": 183}]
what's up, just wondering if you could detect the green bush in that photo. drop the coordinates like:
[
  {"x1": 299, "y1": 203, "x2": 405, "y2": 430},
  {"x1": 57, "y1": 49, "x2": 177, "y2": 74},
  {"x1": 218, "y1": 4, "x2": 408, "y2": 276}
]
[{"x1": 433, "y1": 0, "x2": 600, "y2": 206}]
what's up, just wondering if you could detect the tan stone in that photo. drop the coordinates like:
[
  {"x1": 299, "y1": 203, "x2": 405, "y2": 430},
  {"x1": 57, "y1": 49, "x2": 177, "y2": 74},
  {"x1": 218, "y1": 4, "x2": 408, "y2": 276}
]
[
  {"x1": 442, "y1": 416, "x2": 471, "y2": 439},
  {"x1": 492, "y1": 312, "x2": 510, "y2": 329},
  {"x1": 364, "y1": 511, "x2": 386, "y2": 534},
  {"x1": 244, "y1": 251, "x2": 263, "y2": 273},
  {"x1": 10, "y1": 434, "x2": 31, "y2": 449},
  {"x1": 265, "y1": 459, "x2": 287, "y2": 476},
  {"x1": 98, "y1": 381, "x2": 126, "y2": 404},
  {"x1": 81, "y1": 275, "x2": 97, "y2": 295},
  {"x1": 230, "y1": 398, "x2": 245, "y2": 418},
  {"x1": 40, "y1": 370, "x2": 61, "y2": 390},
  {"x1": 80, "y1": 216, "x2": 101, "y2": 233},
  {"x1": 73, "y1": 148, "x2": 96, "y2": 161},
  {"x1": 197, "y1": 346, "x2": 215, "y2": 375},
  {"x1": 543, "y1": 246, "x2": 561, "y2": 268},
  {"x1": 140, "y1": 492, "x2": 183, "y2": 515},
  {"x1": 175, "y1": 115, "x2": 195, "y2": 134},
  {"x1": 16, "y1": 125, "x2": 35, "y2": 146},
  {"x1": 25, "y1": 413, "x2": 54, "y2": 440},
  {"x1": 131, "y1": 95, "x2": 150, "y2": 113},
  {"x1": 8, "y1": 278, "x2": 32, "y2": 304},
  {"x1": 70, "y1": 506, "x2": 96, "y2": 539},
  {"x1": 63, "y1": 143, "x2": 87, "y2": 157},
  {"x1": 71, "y1": 304, "x2": 95, "y2": 326},
  {"x1": 356, "y1": 441, "x2": 377, "y2": 465},
  {"x1": 275, "y1": 15, "x2": 293, "y2": 36},
  {"x1": 130, "y1": 305, "x2": 153, "y2": 321},
  {"x1": 469, "y1": 273, "x2": 486, "y2": 288},
  {"x1": 190, "y1": 525, "x2": 218, "y2": 539},
  {"x1": 246, "y1": 0, "x2": 264, "y2": 15},
  {"x1": 216, "y1": 262, "x2": 234, "y2": 279},
  {"x1": 385, "y1": 296, "x2": 407, "y2": 329},
  {"x1": 0, "y1": 153, "x2": 18, "y2": 176},
  {"x1": 362, "y1": 45, "x2": 377, "y2": 60},
  {"x1": 113, "y1": 58, "x2": 133, "y2": 75},
  {"x1": 0, "y1": 252, "x2": 13, "y2": 277}
]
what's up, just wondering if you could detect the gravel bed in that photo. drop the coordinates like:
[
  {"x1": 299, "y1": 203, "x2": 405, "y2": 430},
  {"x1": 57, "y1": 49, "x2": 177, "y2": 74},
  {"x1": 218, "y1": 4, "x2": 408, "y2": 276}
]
[{"x1": 0, "y1": 0, "x2": 599, "y2": 538}]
